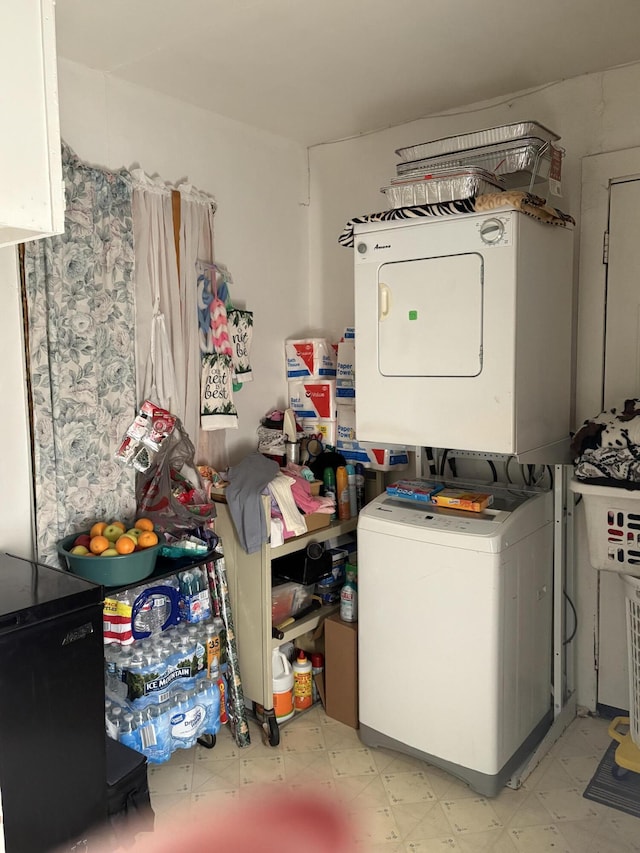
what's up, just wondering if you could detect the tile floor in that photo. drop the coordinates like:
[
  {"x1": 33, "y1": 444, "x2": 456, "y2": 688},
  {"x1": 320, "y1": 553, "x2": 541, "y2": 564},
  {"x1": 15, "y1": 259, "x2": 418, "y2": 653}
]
[{"x1": 146, "y1": 707, "x2": 640, "y2": 852}]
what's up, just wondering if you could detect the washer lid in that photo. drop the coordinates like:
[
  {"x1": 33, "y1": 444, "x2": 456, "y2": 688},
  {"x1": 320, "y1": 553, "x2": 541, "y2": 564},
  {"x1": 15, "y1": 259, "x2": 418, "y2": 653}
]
[{"x1": 357, "y1": 481, "x2": 548, "y2": 552}]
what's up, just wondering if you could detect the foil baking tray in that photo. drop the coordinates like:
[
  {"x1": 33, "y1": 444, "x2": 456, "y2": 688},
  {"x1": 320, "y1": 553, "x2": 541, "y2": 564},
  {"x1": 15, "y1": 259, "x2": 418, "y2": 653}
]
[
  {"x1": 396, "y1": 138, "x2": 562, "y2": 189},
  {"x1": 381, "y1": 166, "x2": 504, "y2": 208},
  {"x1": 395, "y1": 121, "x2": 560, "y2": 163}
]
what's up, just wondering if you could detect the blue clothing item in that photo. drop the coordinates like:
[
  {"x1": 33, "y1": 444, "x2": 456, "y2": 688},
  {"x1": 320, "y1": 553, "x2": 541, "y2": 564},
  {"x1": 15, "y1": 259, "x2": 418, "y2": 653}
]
[{"x1": 225, "y1": 452, "x2": 279, "y2": 553}]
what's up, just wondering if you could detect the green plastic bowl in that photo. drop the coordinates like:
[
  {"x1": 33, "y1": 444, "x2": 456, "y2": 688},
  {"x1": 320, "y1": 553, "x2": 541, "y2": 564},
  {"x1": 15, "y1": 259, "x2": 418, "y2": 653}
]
[{"x1": 57, "y1": 531, "x2": 161, "y2": 587}]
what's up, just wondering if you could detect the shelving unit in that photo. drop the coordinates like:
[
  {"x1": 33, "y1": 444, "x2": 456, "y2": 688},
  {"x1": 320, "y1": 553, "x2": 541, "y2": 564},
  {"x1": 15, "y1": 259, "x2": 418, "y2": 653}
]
[{"x1": 214, "y1": 498, "x2": 356, "y2": 745}]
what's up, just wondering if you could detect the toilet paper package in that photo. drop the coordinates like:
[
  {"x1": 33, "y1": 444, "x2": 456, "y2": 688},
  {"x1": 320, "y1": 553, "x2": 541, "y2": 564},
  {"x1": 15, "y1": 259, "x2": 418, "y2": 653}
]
[
  {"x1": 286, "y1": 338, "x2": 337, "y2": 379},
  {"x1": 288, "y1": 379, "x2": 337, "y2": 421},
  {"x1": 300, "y1": 417, "x2": 337, "y2": 448}
]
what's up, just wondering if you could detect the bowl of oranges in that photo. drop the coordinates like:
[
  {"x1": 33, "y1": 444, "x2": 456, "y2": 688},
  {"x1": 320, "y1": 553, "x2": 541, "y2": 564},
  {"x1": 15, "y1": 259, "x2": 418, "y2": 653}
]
[{"x1": 57, "y1": 517, "x2": 162, "y2": 587}]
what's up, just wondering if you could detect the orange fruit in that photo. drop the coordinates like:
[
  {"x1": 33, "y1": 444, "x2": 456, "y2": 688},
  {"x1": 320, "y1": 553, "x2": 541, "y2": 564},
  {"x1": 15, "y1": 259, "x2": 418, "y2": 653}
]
[
  {"x1": 134, "y1": 518, "x2": 154, "y2": 532},
  {"x1": 90, "y1": 521, "x2": 107, "y2": 538},
  {"x1": 115, "y1": 535, "x2": 135, "y2": 555},
  {"x1": 89, "y1": 535, "x2": 110, "y2": 555},
  {"x1": 110, "y1": 521, "x2": 126, "y2": 532},
  {"x1": 137, "y1": 531, "x2": 158, "y2": 549}
]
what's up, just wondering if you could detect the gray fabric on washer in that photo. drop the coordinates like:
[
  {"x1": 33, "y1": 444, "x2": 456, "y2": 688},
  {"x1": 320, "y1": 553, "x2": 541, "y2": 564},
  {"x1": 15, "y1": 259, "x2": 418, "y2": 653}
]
[{"x1": 225, "y1": 452, "x2": 279, "y2": 553}]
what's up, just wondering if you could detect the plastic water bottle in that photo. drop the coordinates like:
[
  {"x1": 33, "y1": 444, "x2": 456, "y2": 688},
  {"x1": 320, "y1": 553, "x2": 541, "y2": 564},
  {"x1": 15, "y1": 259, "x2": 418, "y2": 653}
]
[
  {"x1": 106, "y1": 705, "x2": 122, "y2": 740},
  {"x1": 104, "y1": 645, "x2": 119, "y2": 694},
  {"x1": 119, "y1": 712, "x2": 139, "y2": 751},
  {"x1": 116, "y1": 646, "x2": 132, "y2": 700}
]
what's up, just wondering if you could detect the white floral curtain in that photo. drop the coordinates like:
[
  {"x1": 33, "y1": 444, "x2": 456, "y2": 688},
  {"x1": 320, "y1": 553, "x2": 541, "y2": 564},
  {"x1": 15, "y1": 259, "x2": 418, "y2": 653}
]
[
  {"x1": 131, "y1": 171, "x2": 184, "y2": 417},
  {"x1": 23, "y1": 144, "x2": 137, "y2": 565},
  {"x1": 178, "y1": 183, "x2": 228, "y2": 470}
]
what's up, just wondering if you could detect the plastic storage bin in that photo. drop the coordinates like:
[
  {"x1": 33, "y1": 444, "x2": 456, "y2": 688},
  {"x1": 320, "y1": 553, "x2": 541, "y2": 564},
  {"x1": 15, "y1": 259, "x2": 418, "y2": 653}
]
[
  {"x1": 570, "y1": 479, "x2": 640, "y2": 572},
  {"x1": 623, "y1": 574, "x2": 640, "y2": 747},
  {"x1": 271, "y1": 580, "x2": 314, "y2": 625}
]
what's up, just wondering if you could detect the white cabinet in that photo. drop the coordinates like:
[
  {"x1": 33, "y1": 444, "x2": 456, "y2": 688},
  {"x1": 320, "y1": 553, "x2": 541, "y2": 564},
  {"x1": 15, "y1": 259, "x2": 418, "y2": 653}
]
[
  {"x1": 215, "y1": 499, "x2": 356, "y2": 744},
  {"x1": 0, "y1": 0, "x2": 64, "y2": 247}
]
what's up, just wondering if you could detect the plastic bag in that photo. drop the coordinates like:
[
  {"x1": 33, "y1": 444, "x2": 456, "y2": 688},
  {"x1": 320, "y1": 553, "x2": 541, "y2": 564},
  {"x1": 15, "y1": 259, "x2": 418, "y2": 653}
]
[{"x1": 135, "y1": 418, "x2": 217, "y2": 534}]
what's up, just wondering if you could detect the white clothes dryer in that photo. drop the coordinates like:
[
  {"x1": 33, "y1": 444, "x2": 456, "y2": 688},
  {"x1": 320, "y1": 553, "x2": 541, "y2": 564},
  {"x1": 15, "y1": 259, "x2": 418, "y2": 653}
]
[
  {"x1": 357, "y1": 480, "x2": 554, "y2": 796},
  {"x1": 353, "y1": 209, "x2": 574, "y2": 457}
]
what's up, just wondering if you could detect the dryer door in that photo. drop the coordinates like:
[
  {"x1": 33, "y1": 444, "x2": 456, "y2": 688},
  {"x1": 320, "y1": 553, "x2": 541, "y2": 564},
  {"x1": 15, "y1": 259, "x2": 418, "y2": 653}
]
[{"x1": 378, "y1": 252, "x2": 483, "y2": 377}]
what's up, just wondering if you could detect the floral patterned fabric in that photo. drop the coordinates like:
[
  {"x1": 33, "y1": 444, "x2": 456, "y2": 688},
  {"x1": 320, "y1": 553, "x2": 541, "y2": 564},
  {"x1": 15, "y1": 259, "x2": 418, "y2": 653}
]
[{"x1": 23, "y1": 144, "x2": 137, "y2": 565}]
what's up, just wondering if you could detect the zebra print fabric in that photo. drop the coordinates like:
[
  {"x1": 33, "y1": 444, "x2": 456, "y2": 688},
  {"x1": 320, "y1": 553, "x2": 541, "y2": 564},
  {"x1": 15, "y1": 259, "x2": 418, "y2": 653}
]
[{"x1": 338, "y1": 197, "x2": 476, "y2": 248}]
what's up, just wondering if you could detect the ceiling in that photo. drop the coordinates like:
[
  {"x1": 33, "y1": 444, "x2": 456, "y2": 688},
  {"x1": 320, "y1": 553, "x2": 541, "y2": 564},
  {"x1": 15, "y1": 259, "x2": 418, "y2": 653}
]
[{"x1": 55, "y1": 0, "x2": 640, "y2": 147}]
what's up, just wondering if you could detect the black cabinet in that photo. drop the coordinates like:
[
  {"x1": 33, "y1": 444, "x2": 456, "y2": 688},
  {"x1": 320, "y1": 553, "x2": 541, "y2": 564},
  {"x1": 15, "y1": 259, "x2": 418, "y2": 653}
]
[{"x1": 0, "y1": 553, "x2": 107, "y2": 852}]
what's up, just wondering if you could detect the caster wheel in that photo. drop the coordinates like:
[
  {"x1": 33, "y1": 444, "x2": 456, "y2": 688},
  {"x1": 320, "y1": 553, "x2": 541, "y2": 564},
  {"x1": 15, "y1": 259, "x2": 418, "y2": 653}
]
[
  {"x1": 197, "y1": 734, "x2": 217, "y2": 750},
  {"x1": 262, "y1": 715, "x2": 280, "y2": 747},
  {"x1": 612, "y1": 764, "x2": 629, "y2": 780}
]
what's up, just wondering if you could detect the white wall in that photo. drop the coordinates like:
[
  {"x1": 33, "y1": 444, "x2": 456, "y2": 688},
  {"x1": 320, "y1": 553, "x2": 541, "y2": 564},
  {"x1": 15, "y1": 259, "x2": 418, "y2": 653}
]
[
  {"x1": 307, "y1": 61, "x2": 640, "y2": 710},
  {"x1": 57, "y1": 58, "x2": 310, "y2": 466},
  {"x1": 308, "y1": 64, "x2": 640, "y2": 340}
]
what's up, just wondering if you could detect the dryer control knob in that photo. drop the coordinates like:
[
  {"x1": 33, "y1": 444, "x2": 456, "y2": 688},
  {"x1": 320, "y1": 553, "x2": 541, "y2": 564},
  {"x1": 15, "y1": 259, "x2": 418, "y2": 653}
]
[
  {"x1": 479, "y1": 218, "x2": 505, "y2": 244},
  {"x1": 356, "y1": 242, "x2": 368, "y2": 254}
]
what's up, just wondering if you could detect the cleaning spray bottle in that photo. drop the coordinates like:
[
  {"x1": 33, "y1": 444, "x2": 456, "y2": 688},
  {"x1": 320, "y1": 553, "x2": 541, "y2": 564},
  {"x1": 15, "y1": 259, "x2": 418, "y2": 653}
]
[
  {"x1": 323, "y1": 466, "x2": 337, "y2": 520},
  {"x1": 336, "y1": 465, "x2": 350, "y2": 520}
]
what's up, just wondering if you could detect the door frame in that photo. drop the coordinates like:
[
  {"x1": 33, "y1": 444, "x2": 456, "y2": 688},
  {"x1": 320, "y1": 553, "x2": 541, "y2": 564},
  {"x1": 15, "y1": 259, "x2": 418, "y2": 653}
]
[
  {"x1": 575, "y1": 146, "x2": 640, "y2": 713},
  {"x1": 577, "y1": 146, "x2": 640, "y2": 424}
]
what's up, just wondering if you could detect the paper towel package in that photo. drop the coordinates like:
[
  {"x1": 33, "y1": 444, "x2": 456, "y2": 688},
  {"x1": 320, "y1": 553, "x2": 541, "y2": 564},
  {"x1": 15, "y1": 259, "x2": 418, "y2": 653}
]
[
  {"x1": 288, "y1": 379, "x2": 337, "y2": 421},
  {"x1": 336, "y1": 340, "x2": 355, "y2": 404},
  {"x1": 286, "y1": 338, "x2": 337, "y2": 379},
  {"x1": 337, "y1": 404, "x2": 408, "y2": 470},
  {"x1": 337, "y1": 404, "x2": 357, "y2": 444}
]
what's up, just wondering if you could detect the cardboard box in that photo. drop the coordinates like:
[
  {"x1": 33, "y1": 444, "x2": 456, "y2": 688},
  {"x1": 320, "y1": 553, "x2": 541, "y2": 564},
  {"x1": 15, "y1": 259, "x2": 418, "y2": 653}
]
[
  {"x1": 324, "y1": 612, "x2": 358, "y2": 728},
  {"x1": 386, "y1": 479, "x2": 444, "y2": 503},
  {"x1": 431, "y1": 489, "x2": 493, "y2": 512},
  {"x1": 303, "y1": 512, "x2": 332, "y2": 533}
]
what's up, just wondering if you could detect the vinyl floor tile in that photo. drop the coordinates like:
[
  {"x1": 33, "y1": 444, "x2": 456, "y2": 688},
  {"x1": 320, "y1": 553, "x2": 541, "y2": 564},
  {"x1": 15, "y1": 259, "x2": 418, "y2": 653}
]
[{"x1": 144, "y1": 709, "x2": 640, "y2": 852}]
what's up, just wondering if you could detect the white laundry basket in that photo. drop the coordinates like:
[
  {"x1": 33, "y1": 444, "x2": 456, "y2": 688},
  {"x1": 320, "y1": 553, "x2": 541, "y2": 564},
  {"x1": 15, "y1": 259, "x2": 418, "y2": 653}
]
[
  {"x1": 570, "y1": 479, "x2": 640, "y2": 573},
  {"x1": 623, "y1": 574, "x2": 640, "y2": 748}
]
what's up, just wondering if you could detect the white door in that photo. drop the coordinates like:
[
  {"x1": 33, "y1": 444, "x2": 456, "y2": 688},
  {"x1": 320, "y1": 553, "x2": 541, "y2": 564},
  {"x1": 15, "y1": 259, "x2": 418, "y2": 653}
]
[
  {"x1": 378, "y1": 253, "x2": 483, "y2": 377},
  {"x1": 603, "y1": 177, "x2": 640, "y2": 408},
  {"x1": 578, "y1": 148, "x2": 640, "y2": 713}
]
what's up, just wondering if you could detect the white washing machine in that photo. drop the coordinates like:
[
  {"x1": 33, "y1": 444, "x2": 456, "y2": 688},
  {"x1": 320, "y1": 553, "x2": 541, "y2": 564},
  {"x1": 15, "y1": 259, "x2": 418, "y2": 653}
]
[{"x1": 357, "y1": 480, "x2": 554, "y2": 797}]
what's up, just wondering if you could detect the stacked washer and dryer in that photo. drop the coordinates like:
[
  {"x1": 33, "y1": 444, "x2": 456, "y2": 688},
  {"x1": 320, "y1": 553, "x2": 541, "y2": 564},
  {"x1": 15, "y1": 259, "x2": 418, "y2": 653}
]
[{"x1": 352, "y1": 127, "x2": 574, "y2": 796}]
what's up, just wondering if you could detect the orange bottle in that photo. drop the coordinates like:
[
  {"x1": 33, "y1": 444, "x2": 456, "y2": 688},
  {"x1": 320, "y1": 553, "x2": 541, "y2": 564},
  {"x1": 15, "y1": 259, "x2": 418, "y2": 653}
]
[
  {"x1": 336, "y1": 465, "x2": 350, "y2": 520},
  {"x1": 292, "y1": 650, "x2": 313, "y2": 711}
]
